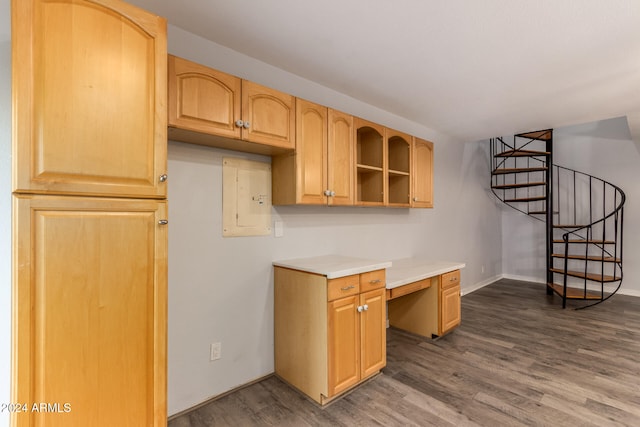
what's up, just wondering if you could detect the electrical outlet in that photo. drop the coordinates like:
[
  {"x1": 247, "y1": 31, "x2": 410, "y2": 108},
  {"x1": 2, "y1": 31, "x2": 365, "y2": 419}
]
[{"x1": 210, "y1": 342, "x2": 221, "y2": 361}]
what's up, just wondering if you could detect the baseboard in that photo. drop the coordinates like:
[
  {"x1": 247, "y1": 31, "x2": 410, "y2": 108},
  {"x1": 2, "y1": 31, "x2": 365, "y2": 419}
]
[
  {"x1": 496, "y1": 274, "x2": 640, "y2": 298},
  {"x1": 618, "y1": 288, "x2": 640, "y2": 297},
  {"x1": 167, "y1": 373, "x2": 274, "y2": 421},
  {"x1": 500, "y1": 273, "x2": 546, "y2": 284},
  {"x1": 461, "y1": 275, "x2": 503, "y2": 296}
]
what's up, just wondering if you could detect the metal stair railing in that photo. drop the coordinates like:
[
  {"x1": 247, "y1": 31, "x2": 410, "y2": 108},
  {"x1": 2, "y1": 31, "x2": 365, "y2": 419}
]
[
  {"x1": 554, "y1": 164, "x2": 625, "y2": 308},
  {"x1": 490, "y1": 133, "x2": 625, "y2": 308}
]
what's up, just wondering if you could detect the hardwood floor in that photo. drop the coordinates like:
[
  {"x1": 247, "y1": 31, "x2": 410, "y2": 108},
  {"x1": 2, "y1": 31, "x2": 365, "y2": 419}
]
[{"x1": 169, "y1": 279, "x2": 640, "y2": 426}]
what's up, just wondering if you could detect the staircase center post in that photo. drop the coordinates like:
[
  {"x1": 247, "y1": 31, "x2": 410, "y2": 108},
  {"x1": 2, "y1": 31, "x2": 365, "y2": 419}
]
[{"x1": 546, "y1": 132, "x2": 554, "y2": 295}]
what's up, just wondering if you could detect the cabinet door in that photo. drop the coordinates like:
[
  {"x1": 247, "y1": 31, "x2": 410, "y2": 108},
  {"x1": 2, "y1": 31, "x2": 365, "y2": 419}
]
[
  {"x1": 440, "y1": 285, "x2": 461, "y2": 334},
  {"x1": 327, "y1": 110, "x2": 355, "y2": 206},
  {"x1": 296, "y1": 99, "x2": 328, "y2": 204},
  {"x1": 242, "y1": 80, "x2": 295, "y2": 149},
  {"x1": 412, "y1": 138, "x2": 434, "y2": 208},
  {"x1": 13, "y1": 195, "x2": 167, "y2": 427},
  {"x1": 13, "y1": 0, "x2": 167, "y2": 198},
  {"x1": 327, "y1": 295, "x2": 360, "y2": 397},
  {"x1": 360, "y1": 288, "x2": 386, "y2": 378},
  {"x1": 168, "y1": 55, "x2": 242, "y2": 140}
]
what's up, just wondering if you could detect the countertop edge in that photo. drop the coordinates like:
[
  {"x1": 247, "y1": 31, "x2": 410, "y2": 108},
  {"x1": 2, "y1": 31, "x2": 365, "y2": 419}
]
[
  {"x1": 386, "y1": 262, "x2": 466, "y2": 289},
  {"x1": 273, "y1": 257, "x2": 392, "y2": 279}
]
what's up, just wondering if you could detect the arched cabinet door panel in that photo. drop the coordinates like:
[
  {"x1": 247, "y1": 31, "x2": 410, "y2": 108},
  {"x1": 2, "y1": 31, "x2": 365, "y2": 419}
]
[{"x1": 13, "y1": 0, "x2": 167, "y2": 198}]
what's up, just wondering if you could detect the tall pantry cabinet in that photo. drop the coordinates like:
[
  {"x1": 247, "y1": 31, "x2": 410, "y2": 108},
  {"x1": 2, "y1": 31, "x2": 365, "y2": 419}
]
[{"x1": 12, "y1": 0, "x2": 168, "y2": 426}]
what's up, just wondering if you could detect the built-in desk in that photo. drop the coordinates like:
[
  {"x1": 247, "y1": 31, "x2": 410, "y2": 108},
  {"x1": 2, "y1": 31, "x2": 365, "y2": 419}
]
[
  {"x1": 386, "y1": 259, "x2": 465, "y2": 338},
  {"x1": 272, "y1": 255, "x2": 465, "y2": 404}
]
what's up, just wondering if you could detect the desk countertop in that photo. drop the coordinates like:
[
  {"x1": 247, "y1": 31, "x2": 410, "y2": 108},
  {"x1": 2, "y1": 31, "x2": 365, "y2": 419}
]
[
  {"x1": 273, "y1": 255, "x2": 392, "y2": 279},
  {"x1": 273, "y1": 255, "x2": 464, "y2": 287},
  {"x1": 386, "y1": 259, "x2": 466, "y2": 289}
]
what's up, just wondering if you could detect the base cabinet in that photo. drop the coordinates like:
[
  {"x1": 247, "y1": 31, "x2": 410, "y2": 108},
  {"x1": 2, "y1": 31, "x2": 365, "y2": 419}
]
[
  {"x1": 439, "y1": 270, "x2": 461, "y2": 334},
  {"x1": 275, "y1": 267, "x2": 386, "y2": 404}
]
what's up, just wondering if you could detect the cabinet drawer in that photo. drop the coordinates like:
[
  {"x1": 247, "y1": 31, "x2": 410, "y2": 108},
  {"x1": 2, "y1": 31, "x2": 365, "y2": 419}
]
[
  {"x1": 441, "y1": 270, "x2": 460, "y2": 289},
  {"x1": 328, "y1": 275, "x2": 360, "y2": 301},
  {"x1": 389, "y1": 278, "x2": 431, "y2": 300},
  {"x1": 360, "y1": 270, "x2": 385, "y2": 291}
]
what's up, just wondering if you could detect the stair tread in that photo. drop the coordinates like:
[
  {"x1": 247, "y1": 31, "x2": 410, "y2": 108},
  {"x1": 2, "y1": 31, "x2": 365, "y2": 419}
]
[
  {"x1": 553, "y1": 239, "x2": 615, "y2": 244},
  {"x1": 492, "y1": 167, "x2": 548, "y2": 175},
  {"x1": 546, "y1": 283, "x2": 605, "y2": 300},
  {"x1": 550, "y1": 268, "x2": 621, "y2": 282},
  {"x1": 529, "y1": 210, "x2": 559, "y2": 215},
  {"x1": 516, "y1": 130, "x2": 553, "y2": 141},
  {"x1": 504, "y1": 196, "x2": 546, "y2": 203},
  {"x1": 551, "y1": 254, "x2": 621, "y2": 262},
  {"x1": 492, "y1": 181, "x2": 546, "y2": 190},
  {"x1": 495, "y1": 149, "x2": 550, "y2": 157},
  {"x1": 553, "y1": 224, "x2": 589, "y2": 229}
]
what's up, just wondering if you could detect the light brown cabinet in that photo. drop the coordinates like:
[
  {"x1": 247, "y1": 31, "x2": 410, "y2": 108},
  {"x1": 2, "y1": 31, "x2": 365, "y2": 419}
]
[
  {"x1": 12, "y1": 0, "x2": 168, "y2": 425},
  {"x1": 168, "y1": 55, "x2": 295, "y2": 154},
  {"x1": 412, "y1": 138, "x2": 434, "y2": 208},
  {"x1": 272, "y1": 101, "x2": 354, "y2": 205},
  {"x1": 327, "y1": 109, "x2": 356, "y2": 205},
  {"x1": 12, "y1": 0, "x2": 167, "y2": 199},
  {"x1": 439, "y1": 270, "x2": 462, "y2": 334},
  {"x1": 168, "y1": 55, "x2": 434, "y2": 209},
  {"x1": 274, "y1": 267, "x2": 386, "y2": 404},
  {"x1": 13, "y1": 196, "x2": 167, "y2": 426}
]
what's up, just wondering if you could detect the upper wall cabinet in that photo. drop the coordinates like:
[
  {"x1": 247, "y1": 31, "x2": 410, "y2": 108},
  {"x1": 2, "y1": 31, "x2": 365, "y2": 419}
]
[
  {"x1": 168, "y1": 55, "x2": 242, "y2": 139},
  {"x1": 327, "y1": 109, "x2": 355, "y2": 206},
  {"x1": 412, "y1": 138, "x2": 434, "y2": 208},
  {"x1": 168, "y1": 55, "x2": 295, "y2": 154},
  {"x1": 13, "y1": 0, "x2": 167, "y2": 198},
  {"x1": 272, "y1": 101, "x2": 354, "y2": 206},
  {"x1": 355, "y1": 118, "x2": 385, "y2": 206},
  {"x1": 386, "y1": 129, "x2": 412, "y2": 207}
]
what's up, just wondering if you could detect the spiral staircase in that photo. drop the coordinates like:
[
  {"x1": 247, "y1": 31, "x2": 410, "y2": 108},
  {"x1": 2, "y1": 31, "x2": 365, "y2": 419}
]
[{"x1": 490, "y1": 130, "x2": 625, "y2": 308}]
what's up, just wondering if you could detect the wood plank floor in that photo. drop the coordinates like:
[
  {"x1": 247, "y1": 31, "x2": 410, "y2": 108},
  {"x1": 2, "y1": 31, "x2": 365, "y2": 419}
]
[{"x1": 169, "y1": 279, "x2": 640, "y2": 426}]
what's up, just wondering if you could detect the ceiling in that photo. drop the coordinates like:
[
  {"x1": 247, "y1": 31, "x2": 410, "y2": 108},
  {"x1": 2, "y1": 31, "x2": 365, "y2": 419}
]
[{"x1": 128, "y1": 0, "x2": 640, "y2": 141}]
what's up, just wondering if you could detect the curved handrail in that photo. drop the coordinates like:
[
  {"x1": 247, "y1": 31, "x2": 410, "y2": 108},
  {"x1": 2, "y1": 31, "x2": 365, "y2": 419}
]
[
  {"x1": 555, "y1": 164, "x2": 626, "y2": 234},
  {"x1": 556, "y1": 164, "x2": 625, "y2": 308}
]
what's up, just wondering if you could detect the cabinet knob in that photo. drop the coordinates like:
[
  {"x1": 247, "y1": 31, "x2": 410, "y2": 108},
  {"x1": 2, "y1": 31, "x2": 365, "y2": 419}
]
[
  {"x1": 235, "y1": 119, "x2": 244, "y2": 128},
  {"x1": 363, "y1": 304, "x2": 369, "y2": 311},
  {"x1": 331, "y1": 191, "x2": 336, "y2": 197},
  {"x1": 158, "y1": 219, "x2": 168, "y2": 225},
  {"x1": 324, "y1": 190, "x2": 332, "y2": 196},
  {"x1": 159, "y1": 174, "x2": 168, "y2": 182},
  {"x1": 413, "y1": 197, "x2": 418, "y2": 202},
  {"x1": 243, "y1": 121, "x2": 251, "y2": 129},
  {"x1": 357, "y1": 305, "x2": 364, "y2": 313}
]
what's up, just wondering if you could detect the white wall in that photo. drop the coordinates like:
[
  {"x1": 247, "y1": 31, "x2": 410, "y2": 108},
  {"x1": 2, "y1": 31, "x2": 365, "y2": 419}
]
[
  {"x1": 0, "y1": 0, "x2": 11, "y2": 425},
  {"x1": 501, "y1": 117, "x2": 640, "y2": 296},
  {"x1": 166, "y1": 25, "x2": 503, "y2": 415}
]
